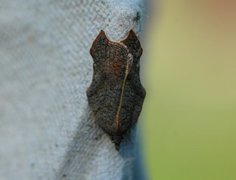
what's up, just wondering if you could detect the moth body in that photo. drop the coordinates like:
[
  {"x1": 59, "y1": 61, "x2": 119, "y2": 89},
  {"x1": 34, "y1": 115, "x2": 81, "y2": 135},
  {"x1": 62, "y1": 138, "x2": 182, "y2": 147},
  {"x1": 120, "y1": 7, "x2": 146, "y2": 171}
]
[{"x1": 87, "y1": 30, "x2": 145, "y2": 150}]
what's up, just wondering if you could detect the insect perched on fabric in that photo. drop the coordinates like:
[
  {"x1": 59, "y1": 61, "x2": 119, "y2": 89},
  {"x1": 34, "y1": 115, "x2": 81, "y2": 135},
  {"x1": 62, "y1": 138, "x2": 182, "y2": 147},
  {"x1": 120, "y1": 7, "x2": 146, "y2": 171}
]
[{"x1": 87, "y1": 30, "x2": 146, "y2": 150}]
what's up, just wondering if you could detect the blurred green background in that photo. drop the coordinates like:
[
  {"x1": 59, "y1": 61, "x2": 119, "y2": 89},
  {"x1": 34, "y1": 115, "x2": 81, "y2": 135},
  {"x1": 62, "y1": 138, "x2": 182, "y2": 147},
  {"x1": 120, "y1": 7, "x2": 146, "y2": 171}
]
[{"x1": 143, "y1": 1, "x2": 236, "y2": 180}]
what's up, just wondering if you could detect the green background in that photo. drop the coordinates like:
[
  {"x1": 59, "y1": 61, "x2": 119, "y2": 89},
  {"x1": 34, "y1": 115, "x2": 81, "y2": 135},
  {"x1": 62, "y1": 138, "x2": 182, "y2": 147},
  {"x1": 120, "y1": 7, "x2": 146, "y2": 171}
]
[{"x1": 143, "y1": 1, "x2": 236, "y2": 180}]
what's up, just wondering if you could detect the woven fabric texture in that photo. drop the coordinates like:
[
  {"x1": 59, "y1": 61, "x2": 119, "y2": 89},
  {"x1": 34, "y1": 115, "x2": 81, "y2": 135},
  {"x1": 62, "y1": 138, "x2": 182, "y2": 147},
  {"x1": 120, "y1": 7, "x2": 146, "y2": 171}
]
[{"x1": 0, "y1": 0, "x2": 145, "y2": 179}]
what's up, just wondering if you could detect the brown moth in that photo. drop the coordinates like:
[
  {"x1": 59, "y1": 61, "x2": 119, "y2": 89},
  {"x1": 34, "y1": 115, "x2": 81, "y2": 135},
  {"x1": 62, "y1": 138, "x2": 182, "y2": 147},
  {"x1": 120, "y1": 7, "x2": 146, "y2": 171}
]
[{"x1": 87, "y1": 30, "x2": 146, "y2": 150}]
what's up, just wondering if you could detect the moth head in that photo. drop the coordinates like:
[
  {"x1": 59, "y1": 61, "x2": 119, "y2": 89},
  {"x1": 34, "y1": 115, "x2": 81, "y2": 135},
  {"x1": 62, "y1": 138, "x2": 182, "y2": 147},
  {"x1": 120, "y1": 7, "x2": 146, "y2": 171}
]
[
  {"x1": 90, "y1": 30, "x2": 131, "y2": 79},
  {"x1": 121, "y1": 30, "x2": 143, "y2": 63}
]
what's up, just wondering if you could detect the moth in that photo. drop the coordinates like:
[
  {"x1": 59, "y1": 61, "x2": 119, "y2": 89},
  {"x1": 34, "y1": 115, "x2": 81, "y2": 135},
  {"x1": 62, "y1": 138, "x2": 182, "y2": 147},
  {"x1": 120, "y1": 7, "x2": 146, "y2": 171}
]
[{"x1": 87, "y1": 30, "x2": 146, "y2": 150}]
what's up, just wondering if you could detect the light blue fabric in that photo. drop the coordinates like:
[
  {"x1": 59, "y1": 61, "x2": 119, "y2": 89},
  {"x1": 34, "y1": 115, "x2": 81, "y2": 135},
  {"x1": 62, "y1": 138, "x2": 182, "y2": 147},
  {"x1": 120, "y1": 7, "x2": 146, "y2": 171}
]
[{"x1": 0, "y1": 0, "x2": 147, "y2": 179}]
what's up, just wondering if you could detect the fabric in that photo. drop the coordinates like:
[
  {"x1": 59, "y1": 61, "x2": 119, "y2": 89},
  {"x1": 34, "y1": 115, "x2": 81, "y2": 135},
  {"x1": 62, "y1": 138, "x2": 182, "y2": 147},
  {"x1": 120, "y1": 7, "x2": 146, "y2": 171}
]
[{"x1": 0, "y1": 0, "x2": 145, "y2": 179}]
